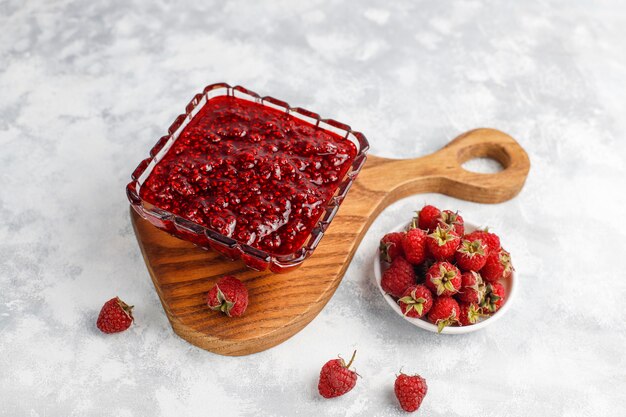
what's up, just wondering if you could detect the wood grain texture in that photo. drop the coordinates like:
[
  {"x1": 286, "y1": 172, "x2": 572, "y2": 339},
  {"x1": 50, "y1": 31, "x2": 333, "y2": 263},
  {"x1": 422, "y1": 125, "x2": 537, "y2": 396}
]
[{"x1": 131, "y1": 128, "x2": 530, "y2": 356}]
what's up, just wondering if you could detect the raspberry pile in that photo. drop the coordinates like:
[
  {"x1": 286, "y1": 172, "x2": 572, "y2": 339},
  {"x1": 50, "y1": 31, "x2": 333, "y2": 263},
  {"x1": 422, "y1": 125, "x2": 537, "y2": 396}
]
[{"x1": 380, "y1": 204, "x2": 513, "y2": 332}]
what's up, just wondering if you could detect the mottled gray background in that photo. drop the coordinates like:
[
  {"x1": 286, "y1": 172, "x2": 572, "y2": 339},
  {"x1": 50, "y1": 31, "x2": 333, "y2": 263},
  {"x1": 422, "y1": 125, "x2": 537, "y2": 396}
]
[{"x1": 1, "y1": 0, "x2": 625, "y2": 416}]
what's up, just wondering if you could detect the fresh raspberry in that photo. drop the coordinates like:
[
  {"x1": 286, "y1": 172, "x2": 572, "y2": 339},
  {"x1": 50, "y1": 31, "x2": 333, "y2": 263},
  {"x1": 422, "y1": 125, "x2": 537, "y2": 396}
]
[
  {"x1": 425, "y1": 261, "x2": 461, "y2": 296},
  {"x1": 465, "y1": 229, "x2": 500, "y2": 256},
  {"x1": 318, "y1": 351, "x2": 358, "y2": 398},
  {"x1": 380, "y1": 232, "x2": 405, "y2": 263},
  {"x1": 428, "y1": 296, "x2": 460, "y2": 333},
  {"x1": 402, "y1": 226, "x2": 427, "y2": 265},
  {"x1": 394, "y1": 373, "x2": 428, "y2": 412},
  {"x1": 480, "y1": 248, "x2": 512, "y2": 283},
  {"x1": 456, "y1": 271, "x2": 486, "y2": 304},
  {"x1": 437, "y1": 210, "x2": 464, "y2": 235},
  {"x1": 426, "y1": 226, "x2": 461, "y2": 261},
  {"x1": 96, "y1": 297, "x2": 134, "y2": 334},
  {"x1": 458, "y1": 302, "x2": 484, "y2": 326},
  {"x1": 416, "y1": 205, "x2": 441, "y2": 232},
  {"x1": 381, "y1": 256, "x2": 416, "y2": 298},
  {"x1": 207, "y1": 275, "x2": 249, "y2": 317},
  {"x1": 397, "y1": 285, "x2": 433, "y2": 318},
  {"x1": 481, "y1": 282, "x2": 505, "y2": 314},
  {"x1": 455, "y1": 238, "x2": 488, "y2": 272}
]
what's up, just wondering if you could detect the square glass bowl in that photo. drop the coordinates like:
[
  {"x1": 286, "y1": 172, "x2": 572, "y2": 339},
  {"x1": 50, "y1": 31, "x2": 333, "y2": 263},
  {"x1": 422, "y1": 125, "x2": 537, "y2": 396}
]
[{"x1": 127, "y1": 83, "x2": 369, "y2": 272}]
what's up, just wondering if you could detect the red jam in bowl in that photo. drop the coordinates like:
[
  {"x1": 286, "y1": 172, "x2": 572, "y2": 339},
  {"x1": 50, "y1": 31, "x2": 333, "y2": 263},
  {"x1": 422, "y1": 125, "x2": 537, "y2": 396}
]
[{"x1": 139, "y1": 96, "x2": 358, "y2": 256}]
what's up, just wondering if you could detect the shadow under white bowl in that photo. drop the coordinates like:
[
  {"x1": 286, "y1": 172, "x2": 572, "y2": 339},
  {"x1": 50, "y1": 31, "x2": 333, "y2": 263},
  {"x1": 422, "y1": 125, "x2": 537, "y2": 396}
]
[{"x1": 373, "y1": 221, "x2": 516, "y2": 334}]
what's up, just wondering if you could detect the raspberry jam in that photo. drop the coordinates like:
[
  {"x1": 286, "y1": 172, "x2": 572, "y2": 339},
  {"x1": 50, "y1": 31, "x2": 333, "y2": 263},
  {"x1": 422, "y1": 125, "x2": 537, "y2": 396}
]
[{"x1": 139, "y1": 96, "x2": 358, "y2": 256}]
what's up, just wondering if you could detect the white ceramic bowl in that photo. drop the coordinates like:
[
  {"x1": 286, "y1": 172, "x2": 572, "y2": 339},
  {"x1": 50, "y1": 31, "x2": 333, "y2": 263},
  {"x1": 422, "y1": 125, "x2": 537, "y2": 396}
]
[{"x1": 373, "y1": 221, "x2": 516, "y2": 334}]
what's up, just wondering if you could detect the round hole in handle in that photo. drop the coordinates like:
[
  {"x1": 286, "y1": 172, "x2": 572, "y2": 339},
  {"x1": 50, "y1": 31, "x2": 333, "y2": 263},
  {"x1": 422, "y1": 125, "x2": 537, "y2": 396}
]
[
  {"x1": 461, "y1": 157, "x2": 504, "y2": 174},
  {"x1": 456, "y1": 141, "x2": 512, "y2": 173}
]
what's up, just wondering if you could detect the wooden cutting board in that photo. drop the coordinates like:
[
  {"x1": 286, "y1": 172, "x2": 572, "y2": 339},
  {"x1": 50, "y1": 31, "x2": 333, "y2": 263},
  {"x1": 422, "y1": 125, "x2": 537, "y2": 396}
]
[{"x1": 131, "y1": 128, "x2": 530, "y2": 356}]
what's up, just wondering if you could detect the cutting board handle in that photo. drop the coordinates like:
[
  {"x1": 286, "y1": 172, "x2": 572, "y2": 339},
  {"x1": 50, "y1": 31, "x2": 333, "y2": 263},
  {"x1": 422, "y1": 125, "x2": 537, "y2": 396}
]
[{"x1": 357, "y1": 128, "x2": 530, "y2": 208}]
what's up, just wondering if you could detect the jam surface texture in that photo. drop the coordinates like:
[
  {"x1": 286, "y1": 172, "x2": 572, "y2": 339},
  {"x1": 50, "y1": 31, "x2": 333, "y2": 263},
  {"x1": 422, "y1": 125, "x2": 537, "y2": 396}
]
[{"x1": 140, "y1": 96, "x2": 357, "y2": 256}]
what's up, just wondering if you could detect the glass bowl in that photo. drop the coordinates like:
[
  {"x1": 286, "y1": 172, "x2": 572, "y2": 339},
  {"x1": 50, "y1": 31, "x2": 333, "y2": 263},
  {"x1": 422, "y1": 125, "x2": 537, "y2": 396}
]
[{"x1": 127, "y1": 83, "x2": 369, "y2": 272}]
